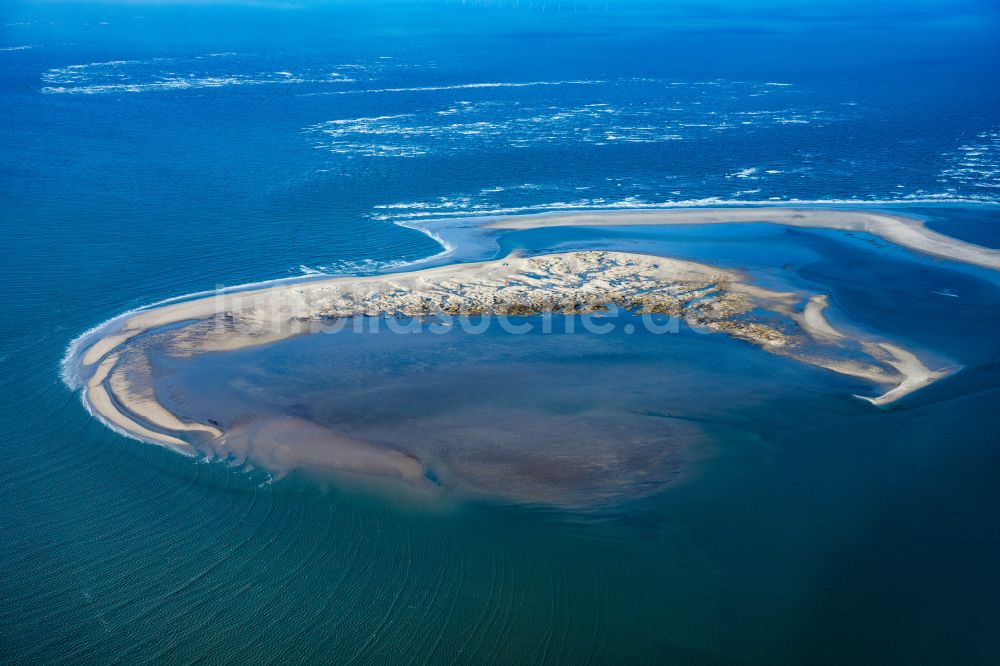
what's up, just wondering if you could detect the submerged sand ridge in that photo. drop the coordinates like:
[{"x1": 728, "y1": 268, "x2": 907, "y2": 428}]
[{"x1": 70, "y1": 240, "x2": 959, "y2": 504}]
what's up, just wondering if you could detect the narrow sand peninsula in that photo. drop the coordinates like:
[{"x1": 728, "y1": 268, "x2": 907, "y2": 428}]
[
  {"x1": 73, "y1": 249, "x2": 951, "y2": 476},
  {"x1": 856, "y1": 343, "x2": 957, "y2": 406},
  {"x1": 486, "y1": 208, "x2": 1000, "y2": 271}
]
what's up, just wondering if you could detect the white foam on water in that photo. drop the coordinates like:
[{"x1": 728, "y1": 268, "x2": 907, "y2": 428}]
[
  {"x1": 306, "y1": 80, "x2": 832, "y2": 158},
  {"x1": 296, "y1": 256, "x2": 428, "y2": 277},
  {"x1": 321, "y1": 79, "x2": 605, "y2": 95},
  {"x1": 939, "y1": 130, "x2": 1000, "y2": 191},
  {"x1": 41, "y1": 55, "x2": 362, "y2": 95},
  {"x1": 372, "y1": 195, "x2": 1000, "y2": 223}
]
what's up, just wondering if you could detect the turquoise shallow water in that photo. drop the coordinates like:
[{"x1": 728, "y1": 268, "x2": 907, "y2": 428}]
[{"x1": 3, "y1": 1, "x2": 1000, "y2": 663}]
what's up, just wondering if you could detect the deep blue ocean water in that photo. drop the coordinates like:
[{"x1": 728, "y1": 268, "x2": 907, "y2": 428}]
[{"x1": 2, "y1": 1, "x2": 1000, "y2": 663}]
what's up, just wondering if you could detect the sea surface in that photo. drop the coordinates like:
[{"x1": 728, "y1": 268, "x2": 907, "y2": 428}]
[{"x1": 2, "y1": 1, "x2": 1000, "y2": 663}]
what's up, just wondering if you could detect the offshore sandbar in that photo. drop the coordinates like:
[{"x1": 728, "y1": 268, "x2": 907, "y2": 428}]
[{"x1": 485, "y1": 207, "x2": 1000, "y2": 271}]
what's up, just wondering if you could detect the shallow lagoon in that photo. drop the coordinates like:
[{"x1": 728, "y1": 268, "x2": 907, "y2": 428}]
[{"x1": 150, "y1": 310, "x2": 865, "y2": 507}]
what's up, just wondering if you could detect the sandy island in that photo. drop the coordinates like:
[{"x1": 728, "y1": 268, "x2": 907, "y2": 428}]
[{"x1": 64, "y1": 207, "x2": 992, "y2": 498}]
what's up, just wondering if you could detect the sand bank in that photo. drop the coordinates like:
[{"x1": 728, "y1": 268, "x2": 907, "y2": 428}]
[
  {"x1": 84, "y1": 354, "x2": 194, "y2": 455},
  {"x1": 796, "y1": 295, "x2": 843, "y2": 342},
  {"x1": 856, "y1": 343, "x2": 958, "y2": 407},
  {"x1": 485, "y1": 208, "x2": 1000, "y2": 271},
  {"x1": 73, "y1": 248, "x2": 951, "y2": 479}
]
